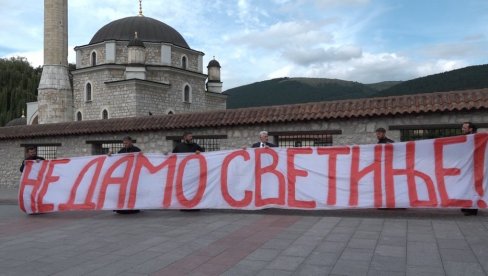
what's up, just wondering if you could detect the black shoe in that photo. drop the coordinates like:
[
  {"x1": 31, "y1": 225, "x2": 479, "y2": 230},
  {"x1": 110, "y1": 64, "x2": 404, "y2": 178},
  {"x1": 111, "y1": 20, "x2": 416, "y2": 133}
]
[
  {"x1": 180, "y1": 209, "x2": 201, "y2": 212},
  {"x1": 461, "y1": 208, "x2": 478, "y2": 216},
  {"x1": 114, "y1": 210, "x2": 140, "y2": 214}
]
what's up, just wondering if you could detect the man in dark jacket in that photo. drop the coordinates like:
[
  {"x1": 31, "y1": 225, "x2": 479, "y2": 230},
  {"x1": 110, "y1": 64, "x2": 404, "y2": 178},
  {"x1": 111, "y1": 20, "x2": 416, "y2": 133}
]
[
  {"x1": 376, "y1": 127, "x2": 394, "y2": 144},
  {"x1": 20, "y1": 146, "x2": 45, "y2": 173},
  {"x1": 252, "y1": 131, "x2": 277, "y2": 148},
  {"x1": 172, "y1": 132, "x2": 204, "y2": 212},
  {"x1": 113, "y1": 136, "x2": 141, "y2": 214},
  {"x1": 461, "y1": 122, "x2": 479, "y2": 216},
  {"x1": 172, "y1": 132, "x2": 205, "y2": 153},
  {"x1": 118, "y1": 136, "x2": 141, "y2": 153}
]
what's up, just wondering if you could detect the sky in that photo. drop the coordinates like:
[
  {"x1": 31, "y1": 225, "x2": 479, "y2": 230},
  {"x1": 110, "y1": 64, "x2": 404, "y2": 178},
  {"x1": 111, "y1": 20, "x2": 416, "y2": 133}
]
[{"x1": 1, "y1": 0, "x2": 487, "y2": 90}]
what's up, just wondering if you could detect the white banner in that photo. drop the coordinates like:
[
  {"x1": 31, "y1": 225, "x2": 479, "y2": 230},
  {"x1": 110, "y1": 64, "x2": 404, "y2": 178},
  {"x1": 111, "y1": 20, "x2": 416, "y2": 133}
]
[{"x1": 19, "y1": 134, "x2": 488, "y2": 214}]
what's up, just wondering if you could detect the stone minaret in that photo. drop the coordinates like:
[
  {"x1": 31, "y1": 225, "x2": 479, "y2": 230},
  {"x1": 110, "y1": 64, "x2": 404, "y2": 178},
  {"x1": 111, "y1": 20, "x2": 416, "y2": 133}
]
[
  {"x1": 207, "y1": 58, "x2": 223, "y2": 93},
  {"x1": 37, "y1": 0, "x2": 73, "y2": 124}
]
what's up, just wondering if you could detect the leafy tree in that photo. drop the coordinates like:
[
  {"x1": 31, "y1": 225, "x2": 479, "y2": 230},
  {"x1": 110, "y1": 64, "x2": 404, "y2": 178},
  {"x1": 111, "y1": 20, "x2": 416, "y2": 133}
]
[{"x1": 0, "y1": 57, "x2": 41, "y2": 126}]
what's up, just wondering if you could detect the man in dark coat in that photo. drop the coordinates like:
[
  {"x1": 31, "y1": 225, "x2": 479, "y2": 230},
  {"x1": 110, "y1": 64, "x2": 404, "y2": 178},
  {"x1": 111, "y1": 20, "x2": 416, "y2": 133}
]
[
  {"x1": 376, "y1": 127, "x2": 394, "y2": 144},
  {"x1": 114, "y1": 136, "x2": 141, "y2": 214},
  {"x1": 20, "y1": 146, "x2": 45, "y2": 173},
  {"x1": 252, "y1": 131, "x2": 278, "y2": 148},
  {"x1": 461, "y1": 122, "x2": 479, "y2": 216},
  {"x1": 172, "y1": 132, "x2": 205, "y2": 153},
  {"x1": 172, "y1": 132, "x2": 204, "y2": 211}
]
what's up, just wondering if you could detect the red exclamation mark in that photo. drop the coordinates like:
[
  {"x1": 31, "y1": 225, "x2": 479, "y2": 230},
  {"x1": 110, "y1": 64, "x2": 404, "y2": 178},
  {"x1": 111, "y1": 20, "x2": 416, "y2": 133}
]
[{"x1": 474, "y1": 133, "x2": 488, "y2": 208}]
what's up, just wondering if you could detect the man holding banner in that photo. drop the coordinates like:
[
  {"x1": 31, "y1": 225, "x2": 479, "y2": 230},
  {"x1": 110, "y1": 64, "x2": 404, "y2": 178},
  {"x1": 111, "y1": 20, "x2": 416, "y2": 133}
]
[
  {"x1": 113, "y1": 136, "x2": 141, "y2": 214},
  {"x1": 461, "y1": 122, "x2": 479, "y2": 216},
  {"x1": 172, "y1": 132, "x2": 205, "y2": 212},
  {"x1": 252, "y1": 131, "x2": 277, "y2": 148}
]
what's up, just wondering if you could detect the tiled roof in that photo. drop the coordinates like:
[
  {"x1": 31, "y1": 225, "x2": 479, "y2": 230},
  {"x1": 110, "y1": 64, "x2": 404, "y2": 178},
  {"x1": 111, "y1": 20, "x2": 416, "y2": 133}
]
[{"x1": 1, "y1": 88, "x2": 488, "y2": 140}]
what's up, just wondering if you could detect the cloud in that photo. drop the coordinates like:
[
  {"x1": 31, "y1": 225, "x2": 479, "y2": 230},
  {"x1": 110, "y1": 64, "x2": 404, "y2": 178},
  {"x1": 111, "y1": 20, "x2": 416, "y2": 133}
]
[
  {"x1": 313, "y1": 0, "x2": 371, "y2": 8},
  {"x1": 228, "y1": 20, "x2": 335, "y2": 50},
  {"x1": 283, "y1": 45, "x2": 362, "y2": 65},
  {"x1": 420, "y1": 40, "x2": 488, "y2": 60},
  {"x1": 3, "y1": 49, "x2": 44, "y2": 68}
]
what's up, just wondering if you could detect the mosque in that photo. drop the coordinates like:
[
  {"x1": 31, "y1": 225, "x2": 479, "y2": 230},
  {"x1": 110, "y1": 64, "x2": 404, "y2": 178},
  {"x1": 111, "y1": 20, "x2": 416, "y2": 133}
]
[{"x1": 26, "y1": 0, "x2": 225, "y2": 125}]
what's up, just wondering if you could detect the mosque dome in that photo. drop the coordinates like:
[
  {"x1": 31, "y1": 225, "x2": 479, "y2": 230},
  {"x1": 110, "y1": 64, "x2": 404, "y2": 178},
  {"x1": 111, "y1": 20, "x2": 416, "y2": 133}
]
[
  {"x1": 207, "y1": 59, "x2": 221, "y2": 68},
  {"x1": 89, "y1": 16, "x2": 189, "y2": 48},
  {"x1": 5, "y1": 116, "x2": 27, "y2": 127}
]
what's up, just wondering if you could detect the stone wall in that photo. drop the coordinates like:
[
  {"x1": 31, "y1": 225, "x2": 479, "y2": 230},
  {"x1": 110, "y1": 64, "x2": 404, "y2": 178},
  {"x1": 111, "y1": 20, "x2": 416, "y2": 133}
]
[{"x1": 2, "y1": 110, "x2": 487, "y2": 189}]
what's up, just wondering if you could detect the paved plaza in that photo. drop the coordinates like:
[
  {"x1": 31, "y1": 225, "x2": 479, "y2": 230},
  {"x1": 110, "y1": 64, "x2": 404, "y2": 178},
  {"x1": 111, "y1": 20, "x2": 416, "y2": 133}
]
[{"x1": 1, "y1": 188, "x2": 488, "y2": 276}]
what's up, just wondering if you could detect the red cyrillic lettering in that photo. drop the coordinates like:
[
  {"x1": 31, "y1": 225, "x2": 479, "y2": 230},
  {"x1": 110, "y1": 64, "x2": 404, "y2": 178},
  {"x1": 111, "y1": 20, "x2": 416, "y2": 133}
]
[
  {"x1": 350, "y1": 145, "x2": 383, "y2": 207},
  {"x1": 317, "y1": 146, "x2": 351, "y2": 205},
  {"x1": 129, "y1": 154, "x2": 177, "y2": 208},
  {"x1": 96, "y1": 155, "x2": 135, "y2": 209},
  {"x1": 175, "y1": 154, "x2": 207, "y2": 208},
  {"x1": 19, "y1": 160, "x2": 48, "y2": 213},
  {"x1": 287, "y1": 148, "x2": 316, "y2": 208},
  {"x1": 434, "y1": 136, "x2": 472, "y2": 207},
  {"x1": 37, "y1": 159, "x2": 71, "y2": 213},
  {"x1": 474, "y1": 133, "x2": 488, "y2": 208},
  {"x1": 384, "y1": 143, "x2": 437, "y2": 207},
  {"x1": 221, "y1": 150, "x2": 252, "y2": 207},
  {"x1": 254, "y1": 148, "x2": 285, "y2": 207},
  {"x1": 59, "y1": 156, "x2": 106, "y2": 211}
]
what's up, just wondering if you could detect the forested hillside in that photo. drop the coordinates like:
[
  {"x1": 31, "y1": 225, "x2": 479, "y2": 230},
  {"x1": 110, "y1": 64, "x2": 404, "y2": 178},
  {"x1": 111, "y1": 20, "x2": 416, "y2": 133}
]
[
  {"x1": 225, "y1": 77, "x2": 378, "y2": 109},
  {"x1": 373, "y1": 64, "x2": 488, "y2": 97},
  {"x1": 0, "y1": 57, "x2": 41, "y2": 126}
]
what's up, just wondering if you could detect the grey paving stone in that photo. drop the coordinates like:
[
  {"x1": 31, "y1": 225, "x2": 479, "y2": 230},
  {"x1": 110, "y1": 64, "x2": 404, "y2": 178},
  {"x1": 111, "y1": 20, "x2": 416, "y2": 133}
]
[
  {"x1": 375, "y1": 245, "x2": 406, "y2": 258},
  {"x1": 367, "y1": 269, "x2": 405, "y2": 276},
  {"x1": 293, "y1": 235, "x2": 324, "y2": 245},
  {"x1": 304, "y1": 251, "x2": 341, "y2": 266},
  {"x1": 353, "y1": 231, "x2": 381, "y2": 240},
  {"x1": 378, "y1": 235, "x2": 406, "y2": 246},
  {"x1": 370, "y1": 255, "x2": 406, "y2": 272},
  {"x1": 406, "y1": 265, "x2": 445, "y2": 276},
  {"x1": 331, "y1": 259, "x2": 369, "y2": 276},
  {"x1": 234, "y1": 259, "x2": 269, "y2": 271},
  {"x1": 407, "y1": 241, "x2": 442, "y2": 267},
  {"x1": 316, "y1": 241, "x2": 347, "y2": 253},
  {"x1": 331, "y1": 226, "x2": 357, "y2": 235},
  {"x1": 256, "y1": 269, "x2": 293, "y2": 276},
  {"x1": 443, "y1": 261, "x2": 486, "y2": 276},
  {"x1": 281, "y1": 243, "x2": 316, "y2": 257},
  {"x1": 339, "y1": 248, "x2": 374, "y2": 262},
  {"x1": 246, "y1": 248, "x2": 281, "y2": 261},
  {"x1": 439, "y1": 248, "x2": 479, "y2": 263},
  {"x1": 266, "y1": 255, "x2": 305, "y2": 271},
  {"x1": 407, "y1": 233, "x2": 436, "y2": 242},
  {"x1": 261, "y1": 238, "x2": 295, "y2": 250},
  {"x1": 325, "y1": 233, "x2": 352, "y2": 242},
  {"x1": 436, "y1": 238, "x2": 470, "y2": 250},
  {"x1": 407, "y1": 225, "x2": 433, "y2": 233},
  {"x1": 295, "y1": 264, "x2": 331, "y2": 276},
  {"x1": 347, "y1": 238, "x2": 377, "y2": 249}
]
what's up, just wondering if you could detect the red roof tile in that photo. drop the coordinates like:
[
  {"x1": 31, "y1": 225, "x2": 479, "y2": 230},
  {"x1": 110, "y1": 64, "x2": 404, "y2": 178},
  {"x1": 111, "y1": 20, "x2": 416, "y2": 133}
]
[{"x1": 1, "y1": 88, "x2": 488, "y2": 140}]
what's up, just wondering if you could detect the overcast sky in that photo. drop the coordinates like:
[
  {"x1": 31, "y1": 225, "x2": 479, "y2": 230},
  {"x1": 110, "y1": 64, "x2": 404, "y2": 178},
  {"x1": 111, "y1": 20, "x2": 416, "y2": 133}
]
[{"x1": 1, "y1": 0, "x2": 487, "y2": 90}]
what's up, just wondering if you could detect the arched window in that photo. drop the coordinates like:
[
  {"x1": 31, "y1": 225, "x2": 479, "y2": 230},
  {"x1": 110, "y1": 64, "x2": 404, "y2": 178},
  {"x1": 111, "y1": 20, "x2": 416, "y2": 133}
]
[
  {"x1": 183, "y1": 85, "x2": 191, "y2": 103},
  {"x1": 91, "y1": 51, "x2": 97, "y2": 66},
  {"x1": 85, "y1": 83, "x2": 92, "y2": 102},
  {"x1": 181, "y1": 56, "x2": 187, "y2": 69},
  {"x1": 76, "y1": 111, "x2": 82, "y2": 121},
  {"x1": 102, "y1": 109, "x2": 108, "y2": 119},
  {"x1": 168, "y1": 110, "x2": 174, "y2": 115}
]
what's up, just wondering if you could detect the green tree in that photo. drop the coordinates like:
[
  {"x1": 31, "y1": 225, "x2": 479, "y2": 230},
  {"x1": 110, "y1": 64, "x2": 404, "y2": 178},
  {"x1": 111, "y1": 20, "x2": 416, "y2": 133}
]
[{"x1": 0, "y1": 57, "x2": 41, "y2": 126}]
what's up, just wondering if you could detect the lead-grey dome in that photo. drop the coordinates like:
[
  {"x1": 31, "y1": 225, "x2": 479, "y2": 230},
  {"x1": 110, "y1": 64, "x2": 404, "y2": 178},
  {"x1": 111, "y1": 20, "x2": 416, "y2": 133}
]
[
  {"x1": 89, "y1": 16, "x2": 189, "y2": 48},
  {"x1": 5, "y1": 117, "x2": 26, "y2": 127}
]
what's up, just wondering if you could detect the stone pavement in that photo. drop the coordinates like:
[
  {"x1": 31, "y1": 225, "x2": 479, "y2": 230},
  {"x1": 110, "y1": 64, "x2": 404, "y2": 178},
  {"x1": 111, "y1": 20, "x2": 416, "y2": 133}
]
[{"x1": 1, "y1": 187, "x2": 488, "y2": 276}]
